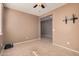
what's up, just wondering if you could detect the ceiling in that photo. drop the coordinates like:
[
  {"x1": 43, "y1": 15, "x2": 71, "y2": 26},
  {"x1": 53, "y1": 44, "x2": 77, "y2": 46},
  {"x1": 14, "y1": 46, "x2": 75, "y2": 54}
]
[{"x1": 4, "y1": 3, "x2": 66, "y2": 16}]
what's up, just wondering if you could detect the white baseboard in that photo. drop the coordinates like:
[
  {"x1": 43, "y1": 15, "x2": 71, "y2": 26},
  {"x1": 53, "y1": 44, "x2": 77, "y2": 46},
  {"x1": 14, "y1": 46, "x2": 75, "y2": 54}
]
[
  {"x1": 14, "y1": 38, "x2": 41, "y2": 45},
  {"x1": 53, "y1": 43, "x2": 79, "y2": 54}
]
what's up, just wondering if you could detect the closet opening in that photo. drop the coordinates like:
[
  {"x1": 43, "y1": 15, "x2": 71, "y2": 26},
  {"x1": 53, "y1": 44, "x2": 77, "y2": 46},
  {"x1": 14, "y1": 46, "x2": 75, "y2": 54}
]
[{"x1": 40, "y1": 15, "x2": 52, "y2": 42}]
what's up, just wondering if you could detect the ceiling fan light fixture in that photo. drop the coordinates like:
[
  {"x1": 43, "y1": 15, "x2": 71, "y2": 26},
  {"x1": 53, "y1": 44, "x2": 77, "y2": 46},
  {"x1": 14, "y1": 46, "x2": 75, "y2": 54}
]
[
  {"x1": 33, "y1": 3, "x2": 45, "y2": 9},
  {"x1": 41, "y1": 4, "x2": 45, "y2": 8},
  {"x1": 33, "y1": 4, "x2": 38, "y2": 8}
]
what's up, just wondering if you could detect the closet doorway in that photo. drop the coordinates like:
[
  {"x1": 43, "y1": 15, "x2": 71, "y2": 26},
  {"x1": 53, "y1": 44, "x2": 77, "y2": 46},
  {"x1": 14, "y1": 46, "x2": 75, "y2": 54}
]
[{"x1": 40, "y1": 16, "x2": 52, "y2": 41}]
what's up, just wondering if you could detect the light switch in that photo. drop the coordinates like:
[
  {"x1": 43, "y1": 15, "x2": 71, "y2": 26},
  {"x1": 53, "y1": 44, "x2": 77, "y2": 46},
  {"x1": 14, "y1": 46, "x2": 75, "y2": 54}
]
[{"x1": 53, "y1": 29, "x2": 55, "y2": 32}]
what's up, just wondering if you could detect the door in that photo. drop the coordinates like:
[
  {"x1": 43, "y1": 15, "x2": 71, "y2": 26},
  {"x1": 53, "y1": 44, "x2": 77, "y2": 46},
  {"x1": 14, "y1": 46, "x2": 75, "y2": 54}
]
[{"x1": 40, "y1": 16, "x2": 52, "y2": 39}]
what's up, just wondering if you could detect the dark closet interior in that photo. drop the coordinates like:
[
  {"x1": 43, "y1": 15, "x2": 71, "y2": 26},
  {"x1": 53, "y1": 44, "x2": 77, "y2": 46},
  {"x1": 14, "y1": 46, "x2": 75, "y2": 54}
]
[{"x1": 40, "y1": 16, "x2": 52, "y2": 39}]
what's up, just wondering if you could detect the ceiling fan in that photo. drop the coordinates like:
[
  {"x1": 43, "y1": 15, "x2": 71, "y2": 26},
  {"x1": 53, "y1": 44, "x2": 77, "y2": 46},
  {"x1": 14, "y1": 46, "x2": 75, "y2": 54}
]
[{"x1": 33, "y1": 3, "x2": 45, "y2": 8}]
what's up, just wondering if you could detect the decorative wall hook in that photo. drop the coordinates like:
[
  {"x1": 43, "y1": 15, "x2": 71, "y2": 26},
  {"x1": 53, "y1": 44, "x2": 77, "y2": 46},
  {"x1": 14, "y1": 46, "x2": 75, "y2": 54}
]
[
  {"x1": 63, "y1": 14, "x2": 78, "y2": 24},
  {"x1": 63, "y1": 16, "x2": 68, "y2": 24},
  {"x1": 70, "y1": 14, "x2": 78, "y2": 24}
]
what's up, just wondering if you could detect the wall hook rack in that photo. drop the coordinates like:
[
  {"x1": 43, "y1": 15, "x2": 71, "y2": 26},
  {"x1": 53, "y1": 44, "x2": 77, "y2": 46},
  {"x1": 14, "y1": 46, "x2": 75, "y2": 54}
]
[{"x1": 63, "y1": 14, "x2": 78, "y2": 24}]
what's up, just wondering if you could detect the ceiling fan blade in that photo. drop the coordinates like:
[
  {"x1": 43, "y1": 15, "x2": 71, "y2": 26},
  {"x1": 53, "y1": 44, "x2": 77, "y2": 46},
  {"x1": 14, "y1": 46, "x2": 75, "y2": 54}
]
[
  {"x1": 41, "y1": 4, "x2": 45, "y2": 8},
  {"x1": 33, "y1": 4, "x2": 38, "y2": 8}
]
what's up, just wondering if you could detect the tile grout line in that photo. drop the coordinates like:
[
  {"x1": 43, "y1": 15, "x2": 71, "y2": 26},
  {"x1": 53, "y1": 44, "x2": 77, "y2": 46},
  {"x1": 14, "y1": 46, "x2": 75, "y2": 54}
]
[
  {"x1": 53, "y1": 43, "x2": 79, "y2": 54},
  {"x1": 32, "y1": 51, "x2": 38, "y2": 56}
]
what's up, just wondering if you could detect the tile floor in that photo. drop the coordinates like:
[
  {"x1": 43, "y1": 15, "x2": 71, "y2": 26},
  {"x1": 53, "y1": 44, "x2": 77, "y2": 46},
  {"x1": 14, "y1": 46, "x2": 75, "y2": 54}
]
[{"x1": 1, "y1": 38, "x2": 79, "y2": 56}]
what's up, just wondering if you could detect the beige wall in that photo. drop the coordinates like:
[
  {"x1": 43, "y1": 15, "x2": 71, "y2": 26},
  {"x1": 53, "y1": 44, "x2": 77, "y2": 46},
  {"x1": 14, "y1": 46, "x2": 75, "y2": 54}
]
[
  {"x1": 41, "y1": 4, "x2": 79, "y2": 52},
  {"x1": 0, "y1": 3, "x2": 3, "y2": 52},
  {"x1": 3, "y1": 7, "x2": 39, "y2": 43}
]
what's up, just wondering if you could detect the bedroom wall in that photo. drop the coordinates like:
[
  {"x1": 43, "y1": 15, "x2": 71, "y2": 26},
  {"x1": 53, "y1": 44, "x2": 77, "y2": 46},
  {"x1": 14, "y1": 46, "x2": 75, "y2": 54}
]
[
  {"x1": 3, "y1": 7, "x2": 39, "y2": 43},
  {"x1": 41, "y1": 4, "x2": 79, "y2": 52},
  {"x1": 0, "y1": 3, "x2": 3, "y2": 52}
]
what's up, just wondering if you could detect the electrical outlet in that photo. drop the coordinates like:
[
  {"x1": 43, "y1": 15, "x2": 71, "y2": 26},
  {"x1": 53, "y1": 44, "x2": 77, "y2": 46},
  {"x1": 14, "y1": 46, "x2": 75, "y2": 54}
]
[{"x1": 67, "y1": 42, "x2": 70, "y2": 45}]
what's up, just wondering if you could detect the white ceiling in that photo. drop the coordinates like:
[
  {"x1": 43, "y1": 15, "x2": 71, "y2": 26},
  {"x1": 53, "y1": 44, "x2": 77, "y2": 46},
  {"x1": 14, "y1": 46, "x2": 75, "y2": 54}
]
[{"x1": 4, "y1": 3, "x2": 66, "y2": 16}]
